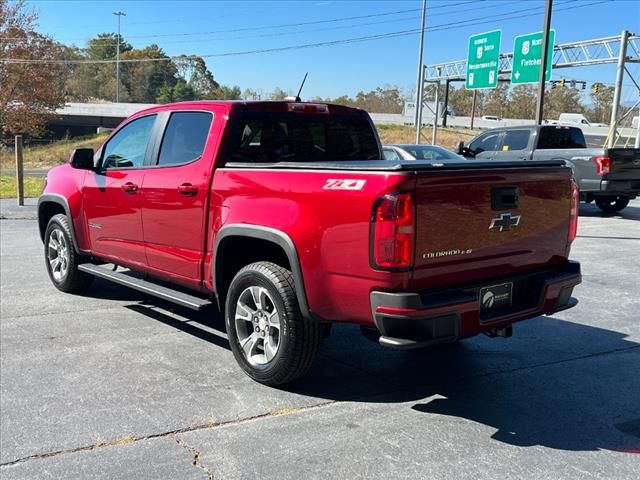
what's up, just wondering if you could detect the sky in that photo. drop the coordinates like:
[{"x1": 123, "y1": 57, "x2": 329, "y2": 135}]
[{"x1": 25, "y1": 0, "x2": 640, "y2": 101}]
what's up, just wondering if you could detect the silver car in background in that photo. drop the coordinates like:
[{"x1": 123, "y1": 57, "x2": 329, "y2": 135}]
[{"x1": 383, "y1": 144, "x2": 466, "y2": 162}]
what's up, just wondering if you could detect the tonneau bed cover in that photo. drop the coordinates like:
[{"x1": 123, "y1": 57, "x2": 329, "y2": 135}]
[{"x1": 225, "y1": 160, "x2": 566, "y2": 171}]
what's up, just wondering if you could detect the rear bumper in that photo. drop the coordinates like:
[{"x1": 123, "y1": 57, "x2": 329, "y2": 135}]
[
  {"x1": 600, "y1": 179, "x2": 640, "y2": 197},
  {"x1": 370, "y1": 261, "x2": 582, "y2": 349}
]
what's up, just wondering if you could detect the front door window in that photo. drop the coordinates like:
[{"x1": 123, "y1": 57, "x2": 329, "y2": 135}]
[{"x1": 102, "y1": 115, "x2": 156, "y2": 169}]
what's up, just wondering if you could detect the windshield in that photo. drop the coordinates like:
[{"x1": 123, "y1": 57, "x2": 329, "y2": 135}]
[
  {"x1": 227, "y1": 113, "x2": 381, "y2": 163},
  {"x1": 399, "y1": 145, "x2": 463, "y2": 161}
]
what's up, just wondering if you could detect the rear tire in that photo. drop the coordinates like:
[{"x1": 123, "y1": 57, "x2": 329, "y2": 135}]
[
  {"x1": 595, "y1": 195, "x2": 629, "y2": 213},
  {"x1": 225, "y1": 261, "x2": 322, "y2": 386},
  {"x1": 44, "y1": 214, "x2": 94, "y2": 293}
]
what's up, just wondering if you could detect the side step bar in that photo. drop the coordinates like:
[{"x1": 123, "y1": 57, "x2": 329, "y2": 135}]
[{"x1": 78, "y1": 264, "x2": 213, "y2": 311}]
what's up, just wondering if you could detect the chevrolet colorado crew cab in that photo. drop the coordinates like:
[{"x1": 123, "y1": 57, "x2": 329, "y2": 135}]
[
  {"x1": 39, "y1": 101, "x2": 582, "y2": 385},
  {"x1": 458, "y1": 125, "x2": 640, "y2": 213}
]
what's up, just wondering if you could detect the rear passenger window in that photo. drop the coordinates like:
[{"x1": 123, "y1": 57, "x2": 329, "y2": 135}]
[
  {"x1": 502, "y1": 130, "x2": 530, "y2": 151},
  {"x1": 228, "y1": 113, "x2": 380, "y2": 163},
  {"x1": 538, "y1": 127, "x2": 587, "y2": 149},
  {"x1": 157, "y1": 112, "x2": 212, "y2": 166},
  {"x1": 469, "y1": 132, "x2": 500, "y2": 154}
]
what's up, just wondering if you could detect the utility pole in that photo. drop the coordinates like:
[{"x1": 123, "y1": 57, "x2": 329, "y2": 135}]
[
  {"x1": 470, "y1": 90, "x2": 477, "y2": 130},
  {"x1": 432, "y1": 75, "x2": 441, "y2": 145},
  {"x1": 442, "y1": 79, "x2": 450, "y2": 127},
  {"x1": 414, "y1": 0, "x2": 427, "y2": 143},
  {"x1": 608, "y1": 30, "x2": 629, "y2": 148},
  {"x1": 635, "y1": 105, "x2": 640, "y2": 149},
  {"x1": 535, "y1": 0, "x2": 553, "y2": 125},
  {"x1": 113, "y1": 11, "x2": 126, "y2": 103},
  {"x1": 633, "y1": 107, "x2": 640, "y2": 148}
]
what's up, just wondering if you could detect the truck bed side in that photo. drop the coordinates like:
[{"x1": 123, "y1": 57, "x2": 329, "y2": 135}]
[{"x1": 210, "y1": 160, "x2": 575, "y2": 329}]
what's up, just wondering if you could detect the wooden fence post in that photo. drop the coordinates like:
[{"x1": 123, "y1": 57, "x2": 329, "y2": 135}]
[{"x1": 15, "y1": 135, "x2": 24, "y2": 206}]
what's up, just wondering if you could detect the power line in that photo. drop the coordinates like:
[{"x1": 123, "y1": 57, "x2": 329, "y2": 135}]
[
  {"x1": 0, "y1": 0, "x2": 485, "y2": 45},
  {"x1": 66, "y1": 1, "x2": 527, "y2": 48},
  {"x1": 124, "y1": 0, "x2": 482, "y2": 27},
  {"x1": 0, "y1": 15, "x2": 441, "y2": 46},
  {"x1": 0, "y1": 0, "x2": 613, "y2": 65},
  {"x1": 25, "y1": 3, "x2": 520, "y2": 48},
  {"x1": 0, "y1": 0, "x2": 575, "y2": 51},
  {"x1": 118, "y1": 7, "x2": 427, "y2": 39},
  {"x1": 0, "y1": 1, "x2": 479, "y2": 44},
  {"x1": 112, "y1": 0, "x2": 482, "y2": 40}
]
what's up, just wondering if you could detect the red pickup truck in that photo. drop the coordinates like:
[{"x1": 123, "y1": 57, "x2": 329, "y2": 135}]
[{"x1": 38, "y1": 101, "x2": 581, "y2": 385}]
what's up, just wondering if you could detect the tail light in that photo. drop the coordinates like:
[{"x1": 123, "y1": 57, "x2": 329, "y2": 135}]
[
  {"x1": 371, "y1": 192, "x2": 415, "y2": 269},
  {"x1": 568, "y1": 181, "x2": 579, "y2": 244},
  {"x1": 593, "y1": 155, "x2": 611, "y2": 175}
]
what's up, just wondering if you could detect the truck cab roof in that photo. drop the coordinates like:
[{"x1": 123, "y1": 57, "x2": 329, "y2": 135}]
[
  {"x1": 484, "y1": 124, "x2": 581, "y2": 133},
  {"x1": 132, "y1": 100, "x2": 368, "y2": 118}
]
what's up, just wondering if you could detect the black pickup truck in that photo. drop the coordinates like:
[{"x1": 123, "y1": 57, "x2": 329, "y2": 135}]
[{"x1": 459, "y1": 125, "x2": 640, "y2": 213}]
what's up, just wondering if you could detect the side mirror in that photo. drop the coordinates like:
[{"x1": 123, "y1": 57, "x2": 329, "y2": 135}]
[
  {"x1": 69, "y1": 148, "x2": 95, "y2": 170},
  {"x1": 457, "y1": 143, "x2": 476, "y2": 158}
]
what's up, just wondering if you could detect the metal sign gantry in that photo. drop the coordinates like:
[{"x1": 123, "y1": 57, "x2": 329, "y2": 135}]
[
  {"x1": 417, "y1": 31, "x2": 640, "y2": 148},
  {"x1": 424, "y1": 32, "x2": 640, "y2": 81}
]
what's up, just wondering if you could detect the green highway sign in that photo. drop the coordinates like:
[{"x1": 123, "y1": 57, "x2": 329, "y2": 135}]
[
  {"x1": 465, "y1": 30, "x2": 501, "y2": 90},
  {"x1": 511, "y1": 30, "x2": 556, "y2": 84}
]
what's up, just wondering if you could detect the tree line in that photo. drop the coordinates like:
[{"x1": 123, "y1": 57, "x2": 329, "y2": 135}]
[
  {"x1": 55, "y1": 34, "x2": 241, "y2": 105},
  {"x1": 446, "y1": 82, "x2": 616, "y2": 123},
  {"x1": 0, "y1": 0, "x2": 625, "y2": 138}
]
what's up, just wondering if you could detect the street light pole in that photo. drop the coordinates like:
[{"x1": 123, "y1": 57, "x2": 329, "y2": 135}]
[
  {"x1": 113, "y1": 11, "x2": 126, "y2": 103},
  {"x1": 608, "y1": 29, "x2": 629, "y2": 148},
  {"x1": 535, "y1": 0, "x2": 553, "y2": 125},
  {"x1": 414, "y1": 0, "x2": 427, "y2": 143}
]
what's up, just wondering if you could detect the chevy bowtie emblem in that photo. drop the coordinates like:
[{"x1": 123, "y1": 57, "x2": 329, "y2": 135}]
[{"x1": 489, "y1": 212, "x2": 521, "y2": 232}]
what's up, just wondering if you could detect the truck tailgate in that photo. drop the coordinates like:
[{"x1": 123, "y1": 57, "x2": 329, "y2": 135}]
[
  {"x1": 607, "y1": 148, "x2": 640, "y2": 180},
  {"x1": 410, "y1": 166, "x2": 572, "y2": 291}
]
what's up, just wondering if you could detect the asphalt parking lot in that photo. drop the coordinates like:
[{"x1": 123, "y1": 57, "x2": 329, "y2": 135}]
[{"x1": 0, "y1": 200, "x2": 639, "y2": 479}]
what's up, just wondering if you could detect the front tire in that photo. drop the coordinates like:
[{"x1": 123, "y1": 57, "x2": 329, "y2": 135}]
[
  {"x1": 44, "y1": 214, "x2": 94, "y2": 293},
  {"x1": 225, "y1": 261, "x2": 322, "y2": 386},
  {"x1": 595, "y1": 195, "x2": 630, "y2": 213}
]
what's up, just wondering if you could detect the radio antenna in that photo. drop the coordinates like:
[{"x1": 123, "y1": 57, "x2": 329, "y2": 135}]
[{"x1": 295, "y1": 72, "x2": 308, "y2": 102}]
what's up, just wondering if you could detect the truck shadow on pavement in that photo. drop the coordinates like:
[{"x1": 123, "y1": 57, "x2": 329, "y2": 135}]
[
  {"x1": 83, "y1": 278, "x2": 231, "y2": 350},
  {"x1": 126, "y1": 303, "x2": 230, "y2": 350},
  {"x1": 84, "y1": 279, "x2": 640, "y2": 453},
  {"x1": 579, "y1": 203, "x2": 640, "y2": 220},
  {"x1": 409, "y1": 360, "x2": 640, "y2": 453},
  {"x1": 301, "y1": 318, "x2": 640, "y2": 453}
]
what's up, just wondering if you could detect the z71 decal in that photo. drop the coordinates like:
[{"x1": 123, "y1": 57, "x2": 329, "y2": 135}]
[{"x1": 323, "y1": 179, "x2": 366, "y2": 191}]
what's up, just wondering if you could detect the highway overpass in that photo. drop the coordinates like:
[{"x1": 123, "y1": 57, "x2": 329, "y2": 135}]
[
  {"x1": 48, "y1": 102, "x2": 156, "y2": 137},
  {"x1": 47, "y1": 102, "x2": 637, "y2": 146}
]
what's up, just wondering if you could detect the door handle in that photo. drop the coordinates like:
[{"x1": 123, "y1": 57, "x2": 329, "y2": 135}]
[
  {"x1": 121, "y1": 182, "x2": 138, "y2": 194},
  {"x1": 178, "y1": 183, "x2": 198, "y2": 196}
]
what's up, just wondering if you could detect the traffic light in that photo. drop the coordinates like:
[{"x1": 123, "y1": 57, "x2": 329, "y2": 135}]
[
  {"x1": 593, "y1": 83, "x2": 600, "y2": 93},
  {"x1": 582, "y1": 82, "x2": 586, "y2": 90},
  {"x1": 551, "y1": 81, "x2": 557, "y2": 89},
  {"x1": 560, "y1": 78, "x2": 566, "y2": 88}
]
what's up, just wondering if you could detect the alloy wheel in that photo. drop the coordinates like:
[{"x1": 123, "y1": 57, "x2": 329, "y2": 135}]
[
  {"x1": 234, "y1": 286, "x2": 281, "y2": 366},
  {"x1": 47, "y1": 228, "x2": 70, "y2": 282}
]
